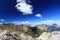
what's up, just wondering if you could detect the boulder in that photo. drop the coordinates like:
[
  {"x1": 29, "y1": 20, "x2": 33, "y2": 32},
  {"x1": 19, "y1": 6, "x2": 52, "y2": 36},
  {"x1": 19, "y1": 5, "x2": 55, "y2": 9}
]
[
  {"x1": 36, "y1": 31, "x2": 60, "y2": 40},
  {"x1": 0, "y1": 30, "x2": 20, "y2": 40}
]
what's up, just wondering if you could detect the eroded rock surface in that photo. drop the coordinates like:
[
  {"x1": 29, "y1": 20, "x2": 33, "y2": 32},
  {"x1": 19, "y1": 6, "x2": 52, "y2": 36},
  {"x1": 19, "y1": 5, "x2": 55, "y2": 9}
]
[
  {"x1": 0, "y1": 30, "x2": 20, "y2": 40},
  {"x1": 36, "y1": 31, "x2": 60, "y2": 40}
]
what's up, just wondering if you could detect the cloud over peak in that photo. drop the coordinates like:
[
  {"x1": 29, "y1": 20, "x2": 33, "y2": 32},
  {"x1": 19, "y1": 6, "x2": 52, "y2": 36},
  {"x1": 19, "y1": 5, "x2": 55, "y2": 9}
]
[{"x1": 40, "y1": 20, "x2": 60, "y2": 25}]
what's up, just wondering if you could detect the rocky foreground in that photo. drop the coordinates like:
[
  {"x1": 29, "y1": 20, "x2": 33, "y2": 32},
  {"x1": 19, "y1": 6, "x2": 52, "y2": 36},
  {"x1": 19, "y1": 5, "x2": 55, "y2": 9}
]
[
  {"x1": 0, "y1": 29, "x2": 60, "y2": 40},
  {"x1": 36, "y1": 31, "x2": 60, "y2": 40},
  {"x1": 0, "y1": 29, "x2": 34, "y2": 40},
  {"x1": 0, "y1": 30, "x2": 20, "y2": 40}
]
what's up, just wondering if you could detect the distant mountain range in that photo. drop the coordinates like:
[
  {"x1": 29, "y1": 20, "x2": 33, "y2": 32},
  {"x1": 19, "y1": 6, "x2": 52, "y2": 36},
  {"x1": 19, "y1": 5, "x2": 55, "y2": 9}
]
[
  {"x1": 45, "y1": 24, "x2": 60, "y2": 31},
  {"x1": 0, "y1": 23, "x2": 60, "y2": 32}
]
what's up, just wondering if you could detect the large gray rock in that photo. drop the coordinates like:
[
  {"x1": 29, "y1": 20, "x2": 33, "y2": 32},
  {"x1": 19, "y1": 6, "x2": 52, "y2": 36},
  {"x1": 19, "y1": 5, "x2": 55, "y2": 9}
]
[
  {"x1": 0, "y1": 30, "x2": 20, "y2": 40},
  {"x1": 36, "y1": 31, "x2": 60, "y2": 40}
]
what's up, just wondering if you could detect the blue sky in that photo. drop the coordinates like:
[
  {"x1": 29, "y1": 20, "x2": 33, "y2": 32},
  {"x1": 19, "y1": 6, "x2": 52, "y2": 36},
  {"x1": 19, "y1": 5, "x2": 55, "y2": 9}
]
[{"x1": 0, "y1": 0, "x2": 60, "y2": 24}]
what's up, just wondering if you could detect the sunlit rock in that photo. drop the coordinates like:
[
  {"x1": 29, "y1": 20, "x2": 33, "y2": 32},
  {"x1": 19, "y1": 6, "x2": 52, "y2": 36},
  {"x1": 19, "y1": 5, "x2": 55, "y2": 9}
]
[
  {"x1": 36, "y1": 31, "x2": 60, "y2": 40},
  {"x1": 20, "y1": 33, "x2": 34, "y2": 40},
  {"x1": 0, "y1": 30, "x2": 20, "y2": 40}
]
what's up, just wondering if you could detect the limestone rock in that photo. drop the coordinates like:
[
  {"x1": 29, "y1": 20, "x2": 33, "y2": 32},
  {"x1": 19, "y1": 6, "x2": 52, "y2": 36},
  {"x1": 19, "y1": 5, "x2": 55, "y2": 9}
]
[
  {"x1": 36, "y1": 31, "x2": 60, "y2": 40},
  {"x1": 0, "y1": 30, "x2": 20, "y2": 40}
]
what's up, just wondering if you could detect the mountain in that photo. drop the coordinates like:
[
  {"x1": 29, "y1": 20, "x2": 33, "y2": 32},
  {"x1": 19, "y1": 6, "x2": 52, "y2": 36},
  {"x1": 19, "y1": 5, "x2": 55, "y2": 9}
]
[
  {"x1": 46, "y1": 23, "x2": 60, "y2": 31},
  {"x1": 0, "y1": 23, "x2": 60, "y2": 40},
  {"x1": 0, "y1": 23, "x2": 48, "y2": 37}
]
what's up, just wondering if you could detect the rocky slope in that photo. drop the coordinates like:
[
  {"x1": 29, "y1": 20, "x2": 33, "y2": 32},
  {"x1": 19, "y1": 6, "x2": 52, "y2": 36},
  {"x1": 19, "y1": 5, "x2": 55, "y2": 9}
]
[
  {"x1": 20, "y1": 33, "x2": 34, "y2": 40},
  {"x1": 37, "y1": 31, "x2": 60, "y2": 40},
  {"x1": 0, "y1": 29, "x2": 34, "y2": 40},
  {"x1": 1, "y1": 29, "x2": 60, "y2": 40},
  {"x1": 0, "y1": 29, "x2": 20, "y2": 40}
]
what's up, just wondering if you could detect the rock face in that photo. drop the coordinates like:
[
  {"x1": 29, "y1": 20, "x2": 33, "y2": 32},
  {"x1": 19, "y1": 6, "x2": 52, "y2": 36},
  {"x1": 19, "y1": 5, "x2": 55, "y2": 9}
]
[
  {"x1": 37, "y1": 25, "x2": 48, "y2": 31},
  {"x1": 0, "y1": 30, "x2": 20, "y2": 40},
  {"x1": 36, "y1": 31, "x2": 60, "y2": 40},
  {"x1": 20, "y1": 33, "x2": 34, "y2": 40},
  {"x1": 17, "y1": 24, "x2": 29, "y2": 32}
]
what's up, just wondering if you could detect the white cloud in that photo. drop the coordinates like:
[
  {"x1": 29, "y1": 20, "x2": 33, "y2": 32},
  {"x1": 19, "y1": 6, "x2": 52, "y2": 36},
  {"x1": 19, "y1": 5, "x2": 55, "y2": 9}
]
[
  {"x1": 15, "y1": 0, "x2": 33, "y2": 15},
  {"x1": 35, "y1": 14, "x2": 42, "y2": 17},
  {"x1": 40, "y1": 20, "x2": 60, "y2": 25},
  {"x1": 21, "y1": 21, "x2": 30, "y2": 24},
  {"x1": 16, "y1": 0, "x2": 23, "y2": 3},
  {"x1": 0, "y1": 19, "x2": 5, "y2": 21}
]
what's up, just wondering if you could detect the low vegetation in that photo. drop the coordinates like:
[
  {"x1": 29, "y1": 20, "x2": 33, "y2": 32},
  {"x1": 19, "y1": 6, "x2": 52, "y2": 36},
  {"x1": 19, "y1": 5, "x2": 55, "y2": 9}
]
[
  {"x1": 25, "y1": 27, "x2": 47, "y2": 37},
  {"x1": 0, "y1": 23, "x2": 22, "y2": 35}
]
